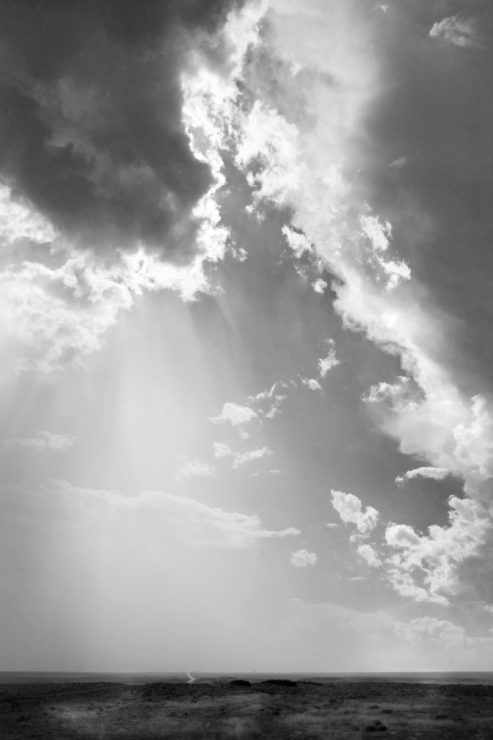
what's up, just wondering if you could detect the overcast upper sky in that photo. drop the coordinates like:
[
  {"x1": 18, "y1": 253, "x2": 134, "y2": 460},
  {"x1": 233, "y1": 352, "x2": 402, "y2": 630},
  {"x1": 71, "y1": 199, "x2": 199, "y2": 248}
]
[{"x1": 1, "y1": 0, "x2": 493, "y2": 673}]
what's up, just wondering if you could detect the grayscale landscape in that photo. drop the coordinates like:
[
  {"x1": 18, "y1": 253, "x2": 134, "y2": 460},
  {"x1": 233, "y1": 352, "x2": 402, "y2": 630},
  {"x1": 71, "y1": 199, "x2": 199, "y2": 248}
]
[{"x1": 1, "y1": 0, "x2": 493, "y2": 737}]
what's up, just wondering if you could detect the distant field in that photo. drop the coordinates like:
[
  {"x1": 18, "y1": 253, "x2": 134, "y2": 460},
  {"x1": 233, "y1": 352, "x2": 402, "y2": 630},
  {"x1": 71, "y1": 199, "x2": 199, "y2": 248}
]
[{"x1": 2, "y1": 677, "x2": 493, "y2": 738}]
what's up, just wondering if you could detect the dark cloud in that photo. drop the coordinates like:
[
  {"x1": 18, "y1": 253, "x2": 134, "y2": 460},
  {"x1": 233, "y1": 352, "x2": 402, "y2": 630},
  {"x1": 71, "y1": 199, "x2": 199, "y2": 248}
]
[
  {"x1": 355, "y1": 0, "x2": 493, "y2": 393},
  {"x1": 0, "y1": 0, "x2": 242, "y2": 257}
]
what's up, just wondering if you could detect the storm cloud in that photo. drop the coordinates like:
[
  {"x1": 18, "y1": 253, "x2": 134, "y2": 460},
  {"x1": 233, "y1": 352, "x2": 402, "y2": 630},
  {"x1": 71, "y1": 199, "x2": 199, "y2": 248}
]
[{"x1": 0, "y1": 0, "x2": 242, "y2": 257}]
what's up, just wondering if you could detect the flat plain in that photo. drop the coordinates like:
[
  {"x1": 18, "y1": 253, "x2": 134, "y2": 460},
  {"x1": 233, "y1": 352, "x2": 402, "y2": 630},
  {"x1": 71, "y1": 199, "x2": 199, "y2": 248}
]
[{"x1": 2, "y1": 677, "x2": 493, "y2": 738}]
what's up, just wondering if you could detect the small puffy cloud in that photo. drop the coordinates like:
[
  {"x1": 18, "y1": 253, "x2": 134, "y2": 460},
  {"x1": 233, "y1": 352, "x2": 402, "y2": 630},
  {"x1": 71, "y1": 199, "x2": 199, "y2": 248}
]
[
  {"x1": 318, "y1": 340, "x2": 340, "y2": 378},
  {"x1": 282, "y1": 225, "x2": 313, "y2": 258},
  {"x1": 248, "y1": 381, "x2": 289, "y2": 420},
  {"x1": 232, "y1": 447, "x2": 273, "y2": 469},
  {"x1": 312, "y1": 278, "x2": 327, "y2": 294},
  {"x1": 175, "y1": 460, "x2": 215, "y2": 482},
  {"x1": 210, "y1": 402, "x2": 258, "y2": 427},
  {"x1": 212, "y1": 442, "x2": 233, "y2": 459},
  {"x1": 360, "y1": 214, "x2": 392, "y2": 253},
  {"x1": 301, "y1": 377, "x2": 322, "y2": 392},
  {"x1": 360, "y1": 214, "x2": 410, "y2": 289},
  {"x1": 429, "y1": 15, "x2": 480, "y2": 49},
  {"x1": 396, "y1": 466, "x2": 450, "y2": 485},
  {"x1": 290, "y1": 549, "x2": 318, "y2": 568},
  {"x1": 357, "y1": 543, "x2": 382, "y2": 568},
  {"x1": 9, "y1": 431, "x2": 75, "y2": 452},
  {"x1": 331, "y1": 490, "x2": 379, "y2": 535},
  {"x1": 389, "y1": 156, "x2": 408, "y2": 169}
]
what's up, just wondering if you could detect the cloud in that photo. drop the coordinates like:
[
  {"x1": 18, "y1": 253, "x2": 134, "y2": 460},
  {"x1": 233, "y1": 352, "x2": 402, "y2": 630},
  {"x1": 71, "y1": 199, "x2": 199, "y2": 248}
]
[
  {"x1": 394, "y1": 617, "x2": 467, "y2": 650},
  {"x1": 383, "y1": 496, "x2": 492, "y2": 605},
  {"x1": 10, "y1": 479, "x2": 300, "y2": 550},
  {"x1": 331, "y1": 490, "x2": 379, "y2": 535},
  {"x1": 0, "y1": 2, "x2": 265, "y2": 373},
  {"x1": 175, "y1": 460, "x2": 215, "y2": 482},
  {"x1": 248, "y1": 381, "x2": 289, "y2": 419},
  {"x1": 300, "y1": 377, "x2": 322, "y2": 392},
  {"x1": 232, "y1": 446, "x2": 273, "y2": 468},
  {"x1": 212, "y1": 442, "x2": 233, "y2": 459},
  {"x1": 213, "y1": 441, "x2": 273, "y2": 469},
  {"x1": 429, "y1": 15, "x2": 481, "y2": 49},
  {"x1": 389, "y1": 156, "x2": 408, "y2": 169},
  {"x1": 290, "y1": 548, "x2": 318, "y2": 568},
  {"x1": 396, "y1": 466, "x2": 450, "y2": 485},
  {"x1": 357, "y1": 543, "x2": 382, "y2": 568},
  {"x1": 9, "y1": 430, "x2": 74, "y2": 452},
  {"x1": 211, "y1": 401, "x2": 258, "y2": 427},
  {"x1": 0, "y1": 0, "x2": 246, "y2": 255},
  {"x1": 312, "y1": 278, "x2": 327, "y2": 294},
  {"x1": 318, "y1": 340, "x2": 340, "y2": 378}
]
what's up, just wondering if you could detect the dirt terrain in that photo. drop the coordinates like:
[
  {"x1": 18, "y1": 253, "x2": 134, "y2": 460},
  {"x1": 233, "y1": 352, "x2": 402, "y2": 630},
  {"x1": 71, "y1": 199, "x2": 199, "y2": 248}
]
[{"x1": 2, "y1": 678, "x2": 493, "y2": 738}]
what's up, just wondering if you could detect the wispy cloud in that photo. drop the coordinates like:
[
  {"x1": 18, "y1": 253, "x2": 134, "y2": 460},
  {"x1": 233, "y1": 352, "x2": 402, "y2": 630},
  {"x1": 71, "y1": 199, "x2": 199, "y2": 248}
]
[
  {"x1": 9, "y1": 431, "x2": 75, "y2": 452},
  {"x1": 212, "y1": 442, "x2": 273, "y2": 470},
  {"x1": 24, "y1": 480, "x2": 301, "y2": 550},
  {"x1": 232, "y1": 447, "x2": 273, "y2": 469},
  {"x1": 396, "y1": 467, "x2": 450, "y2": 485}
]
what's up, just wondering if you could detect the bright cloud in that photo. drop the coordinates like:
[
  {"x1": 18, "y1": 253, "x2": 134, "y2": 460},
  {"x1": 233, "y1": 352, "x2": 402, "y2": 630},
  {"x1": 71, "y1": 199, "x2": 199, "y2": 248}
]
[
  {"x1": 331, "y1": 490, "x2": 379, "y2": 535},
  {"x1": 290, "y1": 549, "x2": 318, "y2": 568},
  {"x1": 318, "y1": 340, "x2": 340, "y2": 378},
  {"x1": 232, "y1": 447, "x2": 273, "y2": 469},
  {"x1": 396, "y1": 467, "x2": 450, "y2": 485},
  {"x1": 211, "y1": 402, "x2": 258, "y2": 428},
  {"x1": 301, "y1": 378, "x2": 323, "y2": 392}
]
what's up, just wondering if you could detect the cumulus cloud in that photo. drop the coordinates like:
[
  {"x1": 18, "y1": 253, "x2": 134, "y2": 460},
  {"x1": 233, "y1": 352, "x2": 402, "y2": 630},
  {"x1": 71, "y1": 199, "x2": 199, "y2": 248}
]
[
  {"x1": 331, "y1": 490, "x2": 379, "y2": 535},
  {"x1": 396, "y1": 467, "x2": 450, "y2": 486},
  {"x1": 0, "y1": 0, "x2": 246, "y2": 255},
  {"x1": 384, "y1": 496, "x2": 492, "y2": 605},
  {"x1": 301, "y1": 377, "x2": 322, "y2": 392},
  {"x1": 212, "y1": 442, "x2": 233, "y2": 459},
  {"x1": 429, "y1": 15, "x2": 481, "y2": 49},
  {"x1": 9, "y1": 430, "x2": 74, "y2": 452},
  {"x1": 318, "y1": 340, "x2": 340, "y2": 378},
  {"x1": 290, "y1": 548, "x2": 318, "y2": 568},
  {"x1": 0, "y1": 2, "x2": 264, "y2": 373},
  {"x1": 312, "y1": 278, "x2": 327, "y2": 294},
  {"x1": 175, "y1": 459, "x2": 215, "y2": 482},
  {"x1": 357, "y1": 543, "x2": 382, "y2": 568},
  {"x1": 211, "y1": 401, "x2": 258, "y2": 428}
]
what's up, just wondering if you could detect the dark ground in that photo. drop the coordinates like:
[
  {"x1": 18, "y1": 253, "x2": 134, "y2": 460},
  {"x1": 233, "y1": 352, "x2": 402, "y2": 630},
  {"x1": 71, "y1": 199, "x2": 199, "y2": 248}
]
[{"x1": 2, "y1": 678, "x2": 493, "y2": 738}]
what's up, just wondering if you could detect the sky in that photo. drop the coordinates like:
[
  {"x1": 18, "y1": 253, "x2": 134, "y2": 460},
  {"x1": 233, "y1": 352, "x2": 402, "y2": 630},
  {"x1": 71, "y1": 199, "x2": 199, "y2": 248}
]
[{"x1": 1, "y1": 0, "x2": 493, "y2": 674}]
